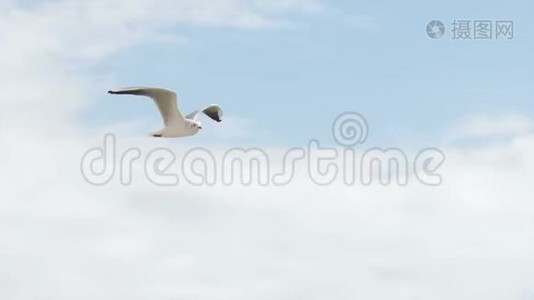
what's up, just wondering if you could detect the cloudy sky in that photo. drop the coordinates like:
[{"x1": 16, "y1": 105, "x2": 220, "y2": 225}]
[{"x1": 1, "y1": 0, "x2": 533, "y2": 299}]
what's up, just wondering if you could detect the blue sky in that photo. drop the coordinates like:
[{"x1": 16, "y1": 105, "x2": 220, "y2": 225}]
[
  {"x1": 2, "y1": 1, "x2": 534, "y2": 299},
  {"x1": 86, "y1": 0, "x2": 534, "y2": 146}
]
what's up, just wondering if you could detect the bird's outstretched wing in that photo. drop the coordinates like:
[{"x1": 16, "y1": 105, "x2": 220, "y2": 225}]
[
  {"x1": 186, "y1": 104, "x2": 223, "y2": 122},
  {"x1": 108, "y1": 87, "x2": 185, "y2": 126}
]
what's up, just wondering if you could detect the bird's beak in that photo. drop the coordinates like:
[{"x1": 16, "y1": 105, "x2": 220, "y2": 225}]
[{"x1": 198, "y1": 126, "x2": 203, "y2": 129}]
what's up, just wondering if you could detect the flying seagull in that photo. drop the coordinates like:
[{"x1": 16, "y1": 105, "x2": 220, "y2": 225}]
[{"x1": 108, "y1": 86, "x2": 222, "y2": 138}]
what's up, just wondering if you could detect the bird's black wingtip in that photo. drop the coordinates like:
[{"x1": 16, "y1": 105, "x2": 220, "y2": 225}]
[{"x1": 108, "y1": 90, "x2": 116, "y2": 94}]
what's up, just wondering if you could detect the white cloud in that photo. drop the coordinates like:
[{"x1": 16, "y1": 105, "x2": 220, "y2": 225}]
[
  {"x1": 2, "y1": 129, "x2": 534, "y2": 299},
  {"x1": 251, "y1": 0, "x2": 324, "y2": 13},
  {"x1": 1, "y1": 1, "x2": 534, "y2": 299},
  {"x1": 445, "y1": 113, "x2": 534, "y2": 143}
]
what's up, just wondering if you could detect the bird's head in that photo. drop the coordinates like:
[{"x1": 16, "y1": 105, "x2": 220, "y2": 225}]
[{"x1": 187, "y1": 119, "x2": 202, "y2": 130}]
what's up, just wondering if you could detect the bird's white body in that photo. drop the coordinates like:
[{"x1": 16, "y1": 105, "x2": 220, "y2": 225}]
[
  {"x1": 150, "y1": 119, "x2": 200, "y2": 138},
  {"x1": 108, "y1": 86, "x2": 222, "y2": 138}
]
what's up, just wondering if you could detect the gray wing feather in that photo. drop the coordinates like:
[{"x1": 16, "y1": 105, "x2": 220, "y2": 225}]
[
  {"x1": 108, "y1": 86, "x2": 185, "y2": 126},
  {"x1": 186, "y1": 104, "x2": 223, "y2": 122}
]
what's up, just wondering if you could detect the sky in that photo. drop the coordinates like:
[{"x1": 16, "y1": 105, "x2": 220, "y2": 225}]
[
  {"x1": 0, "y1": 0, "x2": 534, "y2": 299},
  {"x1": 85, "y1": 0, "x2": 534, "y2": 146}
]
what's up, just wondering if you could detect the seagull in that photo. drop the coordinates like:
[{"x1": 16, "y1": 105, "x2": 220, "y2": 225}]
[{"x1": 108, "y1": 86, "x2": 223, "y2": 138}]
